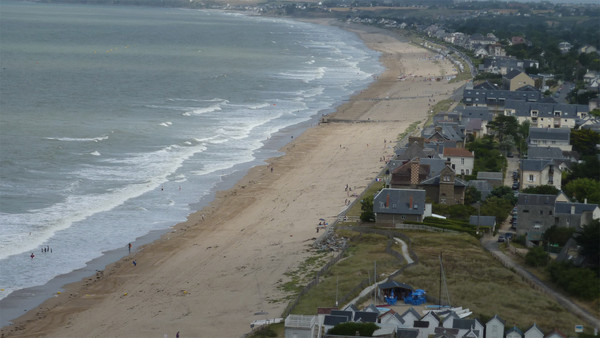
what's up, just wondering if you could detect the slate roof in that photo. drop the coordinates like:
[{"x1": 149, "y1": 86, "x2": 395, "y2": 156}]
[
  {"x1": 342, "y1": 303, "x2": 359, "y2": 312},
  {"x1": 554, "y1": 202, "x2": 599, "y2": 215},
  {"x1": 453, "y1": 105, "x2": 494, "y2": 121},
  {"x1": 527, "y1": 146, "x2": 565, "y2": 160},
  {"x1": 518, "y1": 193, "x2": 557, "y2": 206},
  {"x1": 506, "y1": 101, "x2": 588, "y2": 118},
  {"x1": 463, "y1": 89, "x2": 542, "y2": 106},
  {"x1": 520, "y1": 159, "x2": 555, "y2": 172},
  {"x1": 434, "y1": 327, "x2": 459, "y2": 338},
  {"x1": 529, "y1": 127, "x2": 570, "y2": 141},
  {"x1": 373, "y1": 189, "x2": 426, "y2": 215},
  {"x1": 466, "y1": 118, "x2": 482, "y2": 132},
  {"x1": 453, "y1": 318, "x2": 479, "y2": 330},
  {"x1": 354, "y1": 311, "x2": 378, "y2": 323},
  {"x1": 420, "y1": 158, "x2": 448, "y2": 178},
  {"x1": 378, "y1": 280, "x2": 413, "y2": 291},
  {"x1": 330, "y1": 310, "x2": 353, "y2": 321},
  {"x1": 414, "y1": 320, "x2": 430, "y2": 328},
  {"x1": 525, "y1": 323, "x2": 544, "y2": 336},
  {"x1": 469, "y1": 215, "x2": 497, "y2": 227},
  {"x1": 505, "y1": 69, "x2": 524, "y2": 80},
  {"x1": 397, "y1": 328, "x2": 420, "y2": 338},
  {"x1": 323, "y1": 315, "x2": 348, "y2": 326},
  {"x1": 363, "y1": 304, "x2": 379, "y2": 313}
]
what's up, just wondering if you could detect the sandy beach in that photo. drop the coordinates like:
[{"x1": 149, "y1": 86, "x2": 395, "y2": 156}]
[{"x1": 1, "y1": 20, "x2": 463, "y2": 338}]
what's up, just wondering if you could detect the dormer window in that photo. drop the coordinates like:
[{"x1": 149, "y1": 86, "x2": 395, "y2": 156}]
[
  {"x1": 554, "y1": 111, "x2": 561, "y2": 117},
  {"x1": 531, "y1": 110, "x2": 538, "y2": 117}
]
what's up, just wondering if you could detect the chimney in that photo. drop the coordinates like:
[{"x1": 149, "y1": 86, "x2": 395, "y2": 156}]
[
  {"x1": 410, "y1": 158, "x2": 421, "y2": 186},
  {"x1": 409, "y1": 195, "x2": 413, "y2": 209},
  {"x1": 584, "y1": 198, "x2": 587, "y2": 204},
  {"x1": 571, "y1": 205, "x2": 575, "y2": 215}
]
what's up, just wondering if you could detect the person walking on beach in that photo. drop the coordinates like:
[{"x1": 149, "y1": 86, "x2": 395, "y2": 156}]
[
  {"x1": 128, "y1": 243, "x2": 132, "y2": 254},
  {"x1": 30, "y1": 253, "x2": 35, "y2": 260}
]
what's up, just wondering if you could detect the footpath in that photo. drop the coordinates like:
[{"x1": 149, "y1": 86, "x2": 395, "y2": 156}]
[{"x1": 481, "y1": 234, "x2": 600, "y2": 329}]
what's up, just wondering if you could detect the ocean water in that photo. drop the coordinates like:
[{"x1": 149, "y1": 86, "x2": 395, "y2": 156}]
[{"x1": 0, "y1": 1, "x2": 383, "y2": 309}]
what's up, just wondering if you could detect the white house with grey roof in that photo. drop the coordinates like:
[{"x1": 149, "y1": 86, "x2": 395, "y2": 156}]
[
  {"x1": 504, "y1": 101, "x2": 588, "y2": 130},
  {"x1": 554, "y1": 202, "x2": 600, "y2": 229},
  {"x1": 527, "y1": 146, "x2": 566, "y2": 161},
  {"x1": 520, "y1": 159, "x2": 562, "y2": 190},
  {"x1": 527, "y1": 127, "x2": 572, "y2": 151}
]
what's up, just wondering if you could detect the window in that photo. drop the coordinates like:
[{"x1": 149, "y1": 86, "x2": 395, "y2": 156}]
[
  {"x1": 461, "y1": 158, "x2": 465, "y2": 165},
  {"x1": 540, "y1": 210, "x2": 544, "y2": 215},
  {"x1": 549, "y1": 210, "x2": 553, "y2": 215},
  {"x1": 443, "y1": 175, "x2": 450, "y2": 182},
  {"x1": 523, "y1": 209, "x2": 530, "y2": 213},
  {"x1": 461, "y1": 169, "x2": 465, "y2": 175},
  {"x1": 392, "y1": 203, "x2": 397, "y2": 209},
  {"x1": 529, "y1": 174, "x2": 534, "y2": 182},
  {"x1": 401, "y1": 215, "x2": 406, "y2": 220},
  {"x1": 466, "y1": 169, "x2": 470, "y2": 175}
]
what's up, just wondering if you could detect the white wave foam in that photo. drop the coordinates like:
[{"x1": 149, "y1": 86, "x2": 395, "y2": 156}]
[
  {"x1": 90, "y1": 151, "x2": 101, "y2": 156},
  {"x1": 159, "y1": 121, "x2": 173, "y2": 127},
  {"x1": 46, "y1": 135, "x2": 108, "y2": 142}
]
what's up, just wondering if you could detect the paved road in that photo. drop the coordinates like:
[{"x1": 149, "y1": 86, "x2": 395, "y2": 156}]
[{"x1": 481, "y1": 234, "x2": 600, "y2": 329}]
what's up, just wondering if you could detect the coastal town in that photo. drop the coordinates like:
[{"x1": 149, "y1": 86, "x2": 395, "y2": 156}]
[{"x1": 1, "y1": 0, "x2": 598, "y2": 337}]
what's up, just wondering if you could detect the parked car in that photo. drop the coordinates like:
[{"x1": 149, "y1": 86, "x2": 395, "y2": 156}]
[
  {"x1": 512, "y1": 182, "x2": 519, "y2": 190},
  {"x1": 504, "y1": 232, "x2": 514, "y2": 240},
  {"x1": 497, "y1": 235, "x2": 505, "y2": 242}
]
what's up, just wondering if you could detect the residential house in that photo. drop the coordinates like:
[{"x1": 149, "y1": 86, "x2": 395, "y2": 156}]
[
  {"x1": 524, "y1": 323, "x2": 544, "y2": 338},
  {"x1": 476, "y1": 171, "x2": 503, "y2": 187},
  {"x1": 503, "y1": 70, "x2": 535, "y2": 91},
  {"x1": 373, "y1": 188, "x2": 432, "y2": 225},
  {"x1": 527, "y1": 146, "x2": 566, "y2": 161},
  {"x1": 527, "y1": 128, "x2": 572, "y2": 151},
  {"x1": 443, "y1": 147, "x2": 475, "y2": 176},
  {"x1": 462, "y1": 88, "x2": 542, "y2": 112},
  {"x1": 515, "y1": 194, "x2": 557, "y2": 241},
  {"x1": 504, "y1": 101, "x2": 588, "y2": 130},
  {"x1": 388, "y1": 158, "x2": 447, "y2": 189},
  {"x1": 420, "y1": 164, "x2": 468, "y2": 205},
  {"x1": 558, "y1": 42, "x2": 572, "y2": 54},
  {"x1": 520, "y1": 159, "x2": 562, "y2": 190},
  {"x1": 480, "y1": 56, "x2": 538, "y2": 75},
  {"x1": 485, "y1": 315, "x2": 506, "y2": 338},
  {"x1": 422, "y1": 124, "x2": 465, "y2": 145},
  {"x1": 465, "y1": 118, "x2": 484, "y2": 139},
  {"x1": 554, "y1": 202, "x2": 600, "y2": 229},
  {"x1": 469, "y1": 215, "x2": 497, "y2": 233}
]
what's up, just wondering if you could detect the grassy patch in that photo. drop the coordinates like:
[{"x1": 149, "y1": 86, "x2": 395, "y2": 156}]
[
  {"x1": 290, "y1": 231, "x2": 403, "y2": 314},
  {"x1": 344, "y1": 181, "x2": 385, "y2": 218},
  {"x1": 399, "y1": 231, "x2": 583, "y2": 333},
  {"x1": 247, "y1": 322, "x2": 284, "y2": 337},
  {"x1": 276, "y1": 251, "x2": 331, "y2": 302}
]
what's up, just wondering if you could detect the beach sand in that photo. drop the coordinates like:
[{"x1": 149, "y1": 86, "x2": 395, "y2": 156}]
[{"x1": 1, "y1": 20, "x2": 464, "y2": 338}]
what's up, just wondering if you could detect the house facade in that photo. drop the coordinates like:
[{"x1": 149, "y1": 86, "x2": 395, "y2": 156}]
[
  {"x1": 527, "y1": 127, "x2": 572, "y2": 151},
  {"x1": 504, "y1": 102, "x2": 588, "y2": 130},
  {"x1": 503, "y1": 70, "x2": 535, "y2": 91},
  {"x1": 520, "y1": 159, "x2": 562, "y2": 190},
  {"x1": 443, "y1": 147, "x2": 475, "y2": 176}
]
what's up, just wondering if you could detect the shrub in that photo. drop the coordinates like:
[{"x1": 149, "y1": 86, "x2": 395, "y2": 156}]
[
  {"x1": 525, "y1": 246, "x2": 549, "y2": 267},
  {"x1": 548, "y1": 262, "x2": 600, "y2": 300}
]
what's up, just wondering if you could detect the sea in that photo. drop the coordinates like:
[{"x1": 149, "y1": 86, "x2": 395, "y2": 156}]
[{"x1": 0, "y1": 0, "x2": 383, "y2": 324}]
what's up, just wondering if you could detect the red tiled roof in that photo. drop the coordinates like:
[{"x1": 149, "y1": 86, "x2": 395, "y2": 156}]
[{"x1": 443, "y1": 147, "x2": 473, "y2": 157}]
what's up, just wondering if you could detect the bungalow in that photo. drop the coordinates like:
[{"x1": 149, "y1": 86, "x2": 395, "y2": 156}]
[
  {"x1": 524, "y1": 323, "x2": 544, "y2": 338},
  {"x1": 506, "y1": 326, "x2": 524, "y2": 338},
  {"x1": 373, "y1": 188, "x2": 432, "y2": 225}
]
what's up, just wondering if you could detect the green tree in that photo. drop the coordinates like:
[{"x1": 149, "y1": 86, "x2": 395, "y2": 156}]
[
  {"x1": 480, "y1": 196, "x2": 513, "y2": 224},
  {"x1": 574, "y1": 220, "x2": 600, "y2": 269},
  {"x1": 489, "y1": 186, "x2": 518, "y2": 205},
  {"x1": 542, "y1": 225, "x2": 575, "y2": 247},
  {"x1": 464, "y1": 186, "x2": 482, "y2": 205},
  {"x1": 570, "y1": 129, "x2": 600, "y2": 157},
  {"x1": 564, "y1": 178, "x2": 600, "y2": 204},
  {"x1": 487, "y1": 115, "x2": 520, "y2": 144},
  {"x1": 521, "y1": 185, "x2": 560, "y2": 195},
  {"x1": 360, "y1": 195, "x2": 375, "y2": 222},
  {"x1": 525, "y1": 246, "x2": 549, "y2": 267}
]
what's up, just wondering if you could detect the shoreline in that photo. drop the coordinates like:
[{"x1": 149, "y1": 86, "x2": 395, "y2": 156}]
[{"x1": 1, "y1": 17, "x2": 464, "y2": 337}]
